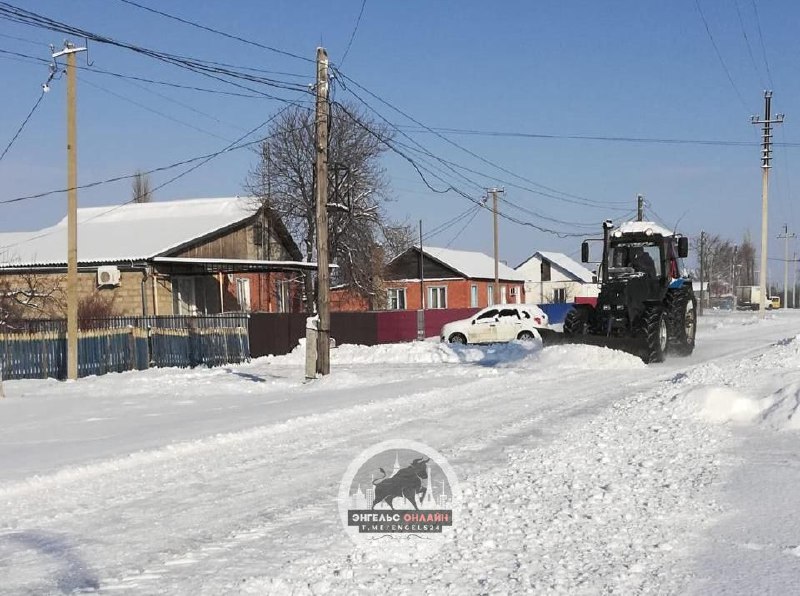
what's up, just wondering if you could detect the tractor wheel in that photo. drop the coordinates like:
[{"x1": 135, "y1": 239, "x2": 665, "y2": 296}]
[
  {"x1": 563, "y1": 308, "x2": 589, "y2": 337},
  {"x1": 665, "y1": 288, "x2": 697, "y2": 356},
  {"x1": 641, "y1": 305, "x2": 668, "y2": 363}
]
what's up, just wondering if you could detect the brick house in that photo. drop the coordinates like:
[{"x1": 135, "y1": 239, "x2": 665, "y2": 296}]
[
  {"x1": 515, "y1": 251, "x2": 598, "y2": 305},
  {"x1": 0, "y1": 197, "x2": 316, "y2": 319},
  {"x1": 380, "y1": 246, "x2": 526, "y2": 310}
]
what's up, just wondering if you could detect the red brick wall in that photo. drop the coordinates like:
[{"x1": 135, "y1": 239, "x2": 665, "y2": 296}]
[{"x1": 386, "y1": 279, "x2": 524, "y2": 310}]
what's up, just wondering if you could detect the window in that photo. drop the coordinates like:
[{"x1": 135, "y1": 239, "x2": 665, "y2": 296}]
[
  {"x1": 498, "y1": 308, "x2": 520, "y2": 320},
  {"x1": 500, "y1": 285, "x2": 507, "y2": 304},
  {"x1": 427, "y1": 286, "x2": 447, "y2": 309},
  {"x1": 541, "y1": 260, "x2": 551, "y2": 282},
  {"x1": 172, "y1": 276, "x2": 218, "y2": 315},
  {"x1": 470, "y1": 284, "x2": 478, "y2": 308},
  {"x1": 476, "y1": 309, "x2": 499, "y2": 321},
  {"x1": 487, "y1": 284, "x2": 494, "y2": 306},
  {"x1": 553, "y1": 288, "x2": 567, "y2": 303},
  {"x1": 276, "y1": 279, "x2": 289, "y2": 313},
  {"x1": 236, "y1": 278, "x2": 251, "y2": 312},
  {"x1": 388, "y1": 288, "x2": 406, "y2": 310}
]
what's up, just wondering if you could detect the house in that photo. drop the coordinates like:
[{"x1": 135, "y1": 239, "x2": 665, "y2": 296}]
[
  {"x1": 378, "y1": 245, "x2": 526, "y2": 310},
  {"x1": 0, "y1": 197, "x2": 316, "y2": 318},
  {"x1": 515, "y1": 251, "x2": 599, "y2": 304}
]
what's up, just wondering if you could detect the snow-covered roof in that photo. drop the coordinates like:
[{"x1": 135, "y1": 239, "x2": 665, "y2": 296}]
[
  {"x1": 0, "y1": 197, "x2": 258, "y2": 267},
  {"x1": 421, "y1": 246, "x2": 526, "y2": 281},
  {"x1": 616, "y1": 220, "x2": 674, "y2": 237},
  {"x1": 522, "y1": 251, "x2": 596, "y2": 284}
]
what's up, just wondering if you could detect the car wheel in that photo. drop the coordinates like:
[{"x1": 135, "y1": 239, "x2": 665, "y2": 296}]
[
  {"x1": 517, "y1": 330, "x2": 536, "y2": 341},
  {"x1": 448, "y1": 333, "x2": 467, "y2": 344}
]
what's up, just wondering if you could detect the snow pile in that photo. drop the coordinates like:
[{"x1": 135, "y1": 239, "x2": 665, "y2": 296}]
[
  {"x1": 758, "y1": 383, "x2": 800, "y2": 431},
  {"x1": 266, "y1": 339, "x2": 544, "y2": 367},
  {"x1": 537, "y1": 344, "x2": 646, "y2": 370},
  {"x1": 672, "y1": 385, "x2": 764, "y2": 424}
]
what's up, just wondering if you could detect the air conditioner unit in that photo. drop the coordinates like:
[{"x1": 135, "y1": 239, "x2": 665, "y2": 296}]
[{"x1": 97, "y1": 265, "x2": 121, "y2": 287}]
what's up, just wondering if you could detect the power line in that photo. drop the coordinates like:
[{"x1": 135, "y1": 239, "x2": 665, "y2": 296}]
[
  {"x1": 332, "y1": 66, "x2": 625, "y2": 208},
  {"x1": 694, "y1": 0, "x2": 751, "y2": 112},
  {"x1": 751, "y1": 0, "x2": 774, "y2": 87},
  {"x1": 0, "y1": 89, "x2": 46, "y2": 163},
  {"x1": 445, "y1": 206, "x2": 481, "y2": 248},
  {"x1": 0, "y1": 104, "x2": 313, "y2": 208},
  {"x1": 734, "y1": 0, "x2": 766, "y2": 89},
  {"x1": 114, "y1": 0, "x2": 313, "y2": 63},
  {"x1": 339, "y1": 0, "x2": 367, "y2": 67},
  {"x1": 0, "y1": 60, "x2": 56, "y2": 163}
]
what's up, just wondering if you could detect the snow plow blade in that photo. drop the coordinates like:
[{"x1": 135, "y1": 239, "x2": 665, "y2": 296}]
[{"x1": 540, "y1": 329, "x2": 648, "y2": 360}]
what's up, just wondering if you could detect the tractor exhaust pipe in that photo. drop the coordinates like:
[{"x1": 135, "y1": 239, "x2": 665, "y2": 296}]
[{"x1": 602, "y1": 220, "x2": 614, "y2": 285}]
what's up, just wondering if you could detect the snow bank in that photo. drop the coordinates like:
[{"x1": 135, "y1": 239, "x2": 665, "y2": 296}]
[
  {"x1": 758, "y1": 383, "x2": 800, "y2": 431},
  {"x1": 265, "y1": 339, "x2": 545, "y2": 367},
  {"x1": 672, "y1": 385, "x2": 764, "y2": 424},
  {"x1": 266, "y1": 338, "x2": 647, "y2": 371}
]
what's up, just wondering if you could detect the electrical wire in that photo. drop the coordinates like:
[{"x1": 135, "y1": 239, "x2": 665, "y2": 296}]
[
  {"x1": 751, "y1": 0, "x2": 774, "y2": 87},
  {"x1": 445, "y1": 206, "x2": 481, "y2": 248},
  {"x1": 114, "y1": 0, "x2": 313, "y2": 63},
  {"x1": 0, "y1": 89, "x2": 46, "y2": 163},
  {"x1": 332, "y1": 66, "x2": 631, "y2": 208},
  {"x1": 339, "y1": 0, "x2": 367, "y2": 68},
  {"x1": 734, "y1": 0, "x2": 767, "y2": 89},
  {"x1": 694, "y1": 0, "x2": 751, "y2": 112}
]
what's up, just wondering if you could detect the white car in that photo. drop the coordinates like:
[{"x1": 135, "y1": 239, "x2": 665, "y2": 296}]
[{"x1": 440, "y1": 305, "x2": 549, "y2": 345}]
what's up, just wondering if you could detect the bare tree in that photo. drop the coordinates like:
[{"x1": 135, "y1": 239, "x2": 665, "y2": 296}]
[
  {"x1": 132, "y1": 170, "x2": 153, "y2": 203},
  {"x1": 0, "y1": 273, "x2": 65, "y2": 331},
  {"x1": 246, "y1": 102, "x2": 394, "y2": 311}
]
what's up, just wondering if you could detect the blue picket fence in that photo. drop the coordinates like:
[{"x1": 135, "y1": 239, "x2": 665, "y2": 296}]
[{"x1": 0, "y1": 315, "x2": 250, "y2": 381}]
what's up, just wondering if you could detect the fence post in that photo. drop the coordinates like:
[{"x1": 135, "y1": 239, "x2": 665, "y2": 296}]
[
  {"x1": 128, "y1": 326, "x2": 137, "y2": 371},
  {"x1": 305, "y1": 316, "x2": 318, "y2": 380}
]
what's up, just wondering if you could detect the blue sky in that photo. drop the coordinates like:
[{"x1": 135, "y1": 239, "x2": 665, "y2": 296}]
[{"x1": 0, "y1": 1, "x2": 798, "y2": 277}]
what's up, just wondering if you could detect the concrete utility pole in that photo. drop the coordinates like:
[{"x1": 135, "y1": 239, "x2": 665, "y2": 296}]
[
  {"x1": 488, "y1": 188, "x2": 504, "y2": 303},
  {"x1": 699, "y1": 230, "x2": 705, "y2": 316},
  {"x1": 752, "y1": 91, "x2": 784, "y2": 316},
  {"x1": 732, "y1": 244, "x2": 738, "y2": 309},
  {"x1": 637, "y1": 194, "x2": 644, "y2": 222},
  {"x1": 314, "y1": 47, "x2": 330, "y2": 376},
  {"x1": 778, "y1": 224, "x2": 795, "y2": 309},
  {"x1": 794, "y1": 251, "x2": 797, "y2": 309},
  {"x1": 53, "y1": 41, "x2": 86, "y2": 381}
]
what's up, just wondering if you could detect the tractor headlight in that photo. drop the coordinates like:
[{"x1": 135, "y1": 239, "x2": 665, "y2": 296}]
[
  {"x1": 645, "y1": 228, "x2": 654, "y2": 236},
  {"x1": 602, "y1": 304, "x2": 612, "y2": 311},
  {"x1": 613, "y1": 231, "x2": 622, "y2": 238},
  {"x1": 616, "y1": 304, "x2": 625, "y2": 310}
]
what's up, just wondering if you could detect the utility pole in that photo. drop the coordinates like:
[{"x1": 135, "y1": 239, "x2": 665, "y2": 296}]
[
  {"x1": 488, "y1": 188, "x2": 504, "y2": 303},
  {"x1": 732, "y1": 244, "x2": 738, "y2": 309},
  {"x1": 53, "y1": 41, "x2": 86, "y2": 381},
  {"x1": 418, "y1": 219, "x2": 425, "y2": 340},
  {"x1": 637, "y1": 194, "x2": 644, "y2": 222},
  {"x1": 778, "y1": 224, "x2": 795, "y2": 310},
  {"x1": 314, "y1": 47, "x2": 330, "y2": 376},
  {"x1": 793, "y1": 251, "x2": 797, "y2": 309},
  {"x1": 752, "y1": 90, "x2": 784, "y2": 316},
  {"x1": 699, "y1": 230, "x2": 705, "y2": 316}
]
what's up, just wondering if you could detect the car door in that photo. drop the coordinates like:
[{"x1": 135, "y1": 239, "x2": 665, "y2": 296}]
[
  {"x1": 469, "y1": 309, "x2": 499, "y2": 343},
  {"x1": 495, "y1": 308, "x2": 522, "y2": 341}
]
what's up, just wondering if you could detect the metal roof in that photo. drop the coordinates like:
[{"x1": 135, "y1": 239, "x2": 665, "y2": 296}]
[{"x1": 0, "y1": 197, "x2": 258, "y2": 268}]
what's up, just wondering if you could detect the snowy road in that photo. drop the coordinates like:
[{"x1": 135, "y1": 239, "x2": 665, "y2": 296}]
[{"x1": 1, "y1": 311, "x2": 800, "y2": 594}]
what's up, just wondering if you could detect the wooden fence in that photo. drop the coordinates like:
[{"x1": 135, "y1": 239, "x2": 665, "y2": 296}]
[{"x1": 0, "y1": 315, "x2": 250, "y2": 381}]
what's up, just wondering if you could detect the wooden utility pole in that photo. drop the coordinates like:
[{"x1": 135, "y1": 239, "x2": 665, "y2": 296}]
[
  {"x1": 752, "y1": 91, "x2": 784, "y2": 316},
  {"x1": 488, "y1": 188, "x2": 504, "y2": 303},
  {"x1": 637, "y1": 194, "x2": 644, "y2": 221},
  {"x1": 778, "y1": 224, "x2": 795, "y2": 309},
  {"x1": 314, "y1": 47, "x2": 331, "y2": 376},
  {"x1": 418, "y1": 219, "x2": 425, "y2": 340},
  {"x1": 53, "y1": 41, "x2": 86, "y2": 381}
]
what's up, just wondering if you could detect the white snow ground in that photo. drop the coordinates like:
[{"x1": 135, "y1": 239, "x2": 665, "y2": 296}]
[{"x1": 1, "y1": 311, "x2": 800, "y2": 594}]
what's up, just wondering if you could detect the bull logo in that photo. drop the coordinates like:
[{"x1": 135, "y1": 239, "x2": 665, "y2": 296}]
[{"x1": 371, "y1": 457, "x2": 430, "y2": 510}]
